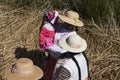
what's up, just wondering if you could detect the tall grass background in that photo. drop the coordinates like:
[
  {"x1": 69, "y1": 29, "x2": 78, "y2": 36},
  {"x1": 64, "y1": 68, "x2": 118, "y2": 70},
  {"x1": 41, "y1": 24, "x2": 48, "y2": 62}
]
[
  {"x1": 3, "y1": 0, "x2": 120, "y2": 36},
  {"x1": 0, "y1": 0, "x2": 120, "y2": 80},
  {"x1": 2, "y1": 0, "x2": 120, "y2": 26}
]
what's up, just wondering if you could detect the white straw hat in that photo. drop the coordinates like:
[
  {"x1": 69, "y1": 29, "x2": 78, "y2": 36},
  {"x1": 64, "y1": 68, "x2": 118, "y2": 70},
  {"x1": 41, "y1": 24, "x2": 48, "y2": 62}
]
[
  {"x1": 4, "y1": 58, "x2": 43, "y2": 80},
  {"x1": 59, "y1": 34, "x2": 87, "y2": 53},
  {"x1": 59, "y1": 10, "x2": 84, "y2": 27}
]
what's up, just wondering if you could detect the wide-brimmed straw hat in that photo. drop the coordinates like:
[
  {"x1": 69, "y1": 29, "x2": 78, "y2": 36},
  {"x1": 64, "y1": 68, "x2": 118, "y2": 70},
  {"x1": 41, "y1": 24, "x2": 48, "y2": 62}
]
[
  {"x1": 59, "y1": 34, "x2": 87, "y2": 53},
  {"x1": 59, "y1": 10, "x2": 84, "y2": 27},
  {"x1": 4, "y1": 58, "x2": 43, "y2": 80}
]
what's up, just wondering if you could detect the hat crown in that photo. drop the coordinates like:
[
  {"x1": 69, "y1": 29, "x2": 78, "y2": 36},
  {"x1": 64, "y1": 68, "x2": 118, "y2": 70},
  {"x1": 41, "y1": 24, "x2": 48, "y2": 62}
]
[
  {"x1": 66, "y1": 34, "x2": 82, "y2": 49},
  {"x1": 15, "y1": 58, "x2": 34, "y2": 73},
  {"x1": 66, "y1": 11, "x2": 79, "y2": 20},
  {"x1": 59, "y1": 10, "x2": 84, "y2": 27}
]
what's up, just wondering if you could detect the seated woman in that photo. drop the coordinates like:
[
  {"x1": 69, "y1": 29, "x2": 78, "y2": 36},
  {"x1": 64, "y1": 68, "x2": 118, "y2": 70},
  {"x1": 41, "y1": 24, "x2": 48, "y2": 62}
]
[
  {"x1": 44, "y1": 10, "x2": 84, "y2": 80},
  {"x1": 39, "y1": 10, "x2": 60, "y2": 50},
  {"x1": 52, "y1": 34, "x2": 89, "y2": 80}
]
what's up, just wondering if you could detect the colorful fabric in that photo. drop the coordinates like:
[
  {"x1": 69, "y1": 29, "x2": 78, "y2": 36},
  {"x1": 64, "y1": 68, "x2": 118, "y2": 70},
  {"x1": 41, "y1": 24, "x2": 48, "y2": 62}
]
[
  {"x1": 39, "y1": 10, "x2": 60, "y2": 50},
  {"x1": 52, "y1": 53, "x2": 88, "y2": 80},
  {"x1": 43, "y1": 23, "x2": 77, "y2": 80},
  {"x1": 44, "y1": 10, "x2": 60, "y2": 25},
  {"x1": 39, "y1": 23, "x2": 55, "y2": 50},
  {"x1": 48, "y1": 26, "x2": 76, "y2": 55}
]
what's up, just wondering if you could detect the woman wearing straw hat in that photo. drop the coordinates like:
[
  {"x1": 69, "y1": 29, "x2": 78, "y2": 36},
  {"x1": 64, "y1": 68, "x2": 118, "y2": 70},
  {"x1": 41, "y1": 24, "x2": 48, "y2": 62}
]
[
  {"x1": 44, "y1": 10, "x2": 85, "y2": 80},
  {"x1": 52, "y1": 34, "x2": 89, "y2": 80},
  {"x1": 4, "y1": 58, "x2": 43, "y2": 80}
]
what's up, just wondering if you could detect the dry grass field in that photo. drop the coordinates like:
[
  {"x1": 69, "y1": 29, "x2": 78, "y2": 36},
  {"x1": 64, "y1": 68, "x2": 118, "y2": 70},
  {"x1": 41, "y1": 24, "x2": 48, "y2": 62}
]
[{"x1": 0, "y1": 4, "x2": 120, "y2": 80}]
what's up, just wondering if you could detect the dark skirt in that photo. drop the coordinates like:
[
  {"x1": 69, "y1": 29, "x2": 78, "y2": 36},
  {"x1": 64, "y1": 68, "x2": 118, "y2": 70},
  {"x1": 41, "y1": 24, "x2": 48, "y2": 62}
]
[{"x1": 43, "y1": 55, "x2": 57, "y2": 80}]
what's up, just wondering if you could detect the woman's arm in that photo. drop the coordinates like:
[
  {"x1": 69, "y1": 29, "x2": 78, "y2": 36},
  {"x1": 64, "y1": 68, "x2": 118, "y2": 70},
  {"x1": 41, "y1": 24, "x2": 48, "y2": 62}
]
[{"x1": 48, "y1": 45, "x2": 66, "y2": 53}]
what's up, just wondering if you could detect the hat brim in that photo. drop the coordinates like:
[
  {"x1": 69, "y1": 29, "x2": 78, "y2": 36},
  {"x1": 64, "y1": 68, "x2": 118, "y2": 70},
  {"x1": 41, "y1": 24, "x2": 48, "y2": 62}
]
[
  {"x1": 5, "y1": 65, "x2": 43, "y2": 80},
  {"x1": 59, "y1": 34, "x2": 87, "y2": 53},
  {"x1": 59, "y1": 15, "x2": 84, "y2": 27}
]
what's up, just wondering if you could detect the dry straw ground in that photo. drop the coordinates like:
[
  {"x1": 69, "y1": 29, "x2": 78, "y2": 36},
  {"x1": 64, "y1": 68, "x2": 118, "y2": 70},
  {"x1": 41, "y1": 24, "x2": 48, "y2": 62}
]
[{"x1": 0, "y1": 5, "x2": 120, "y2": 80}]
